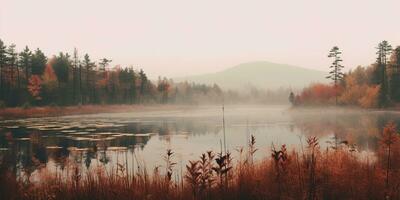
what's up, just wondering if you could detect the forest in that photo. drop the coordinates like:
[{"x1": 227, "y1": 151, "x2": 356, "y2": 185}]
[
  {"x1": 0, "y1": 39, "x2": 230, "y2": 107},
  {"x1": 0, "y1": 39, "x2": 293, "y2": 108},
  {"x1": 291, "y1": 41, "x2": 400, "y2": 108}
]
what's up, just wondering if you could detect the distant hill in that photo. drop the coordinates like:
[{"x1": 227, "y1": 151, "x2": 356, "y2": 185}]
[{"x1": 174, "y1": 61, "x2": 328, "y2": 90}]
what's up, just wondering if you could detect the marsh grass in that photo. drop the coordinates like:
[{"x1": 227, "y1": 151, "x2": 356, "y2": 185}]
[{"x1": 2, "y1": 124, "x2": 400, "y2": 200}]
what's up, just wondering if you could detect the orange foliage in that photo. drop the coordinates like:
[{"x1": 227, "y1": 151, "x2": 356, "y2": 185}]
[
  {"x1": 297, "y1": 83, "x2": 339, "y2": 105},
  {"x1": 96, "y1": 71, "x2": 110, "y2": 88},
  {"x1": 41, "y1": 63, "x2": 58, "y2": 91},
  {"x1": 358, "y1": 85, "x2": 380, "y2": 108},
  {"x1": 27, "y1": 75, "x2": 42, "y2": 100},
  {"x1": 42, "y1": 63, "x2": 57, "y2": 83}
]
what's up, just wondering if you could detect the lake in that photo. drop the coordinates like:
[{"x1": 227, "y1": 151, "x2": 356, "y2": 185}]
[{"x1": 0, "y1": 105, "x2": 398, "y2": 180}]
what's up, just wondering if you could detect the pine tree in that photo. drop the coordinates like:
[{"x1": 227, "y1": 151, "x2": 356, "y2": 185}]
[
  {"x1": 31, "y1": 48, "x2": 47, "y2": 75},
  {"x1": 0, "y1": 40, "x2": 7, "y2": 99},
  {"x1": 72, "y1": 48, "x2": 79, "y2": 104},
  {"x1": 99, "y1": 58, "x2": 112, "y2": 72},
  {"x1": 98, "y1": 58, "x2": 112, "y2": 102},
  {"x1": 128, "y1": 67, "x2": 136, "y2": 104},
  {"x1": 139, "y1": 69, "x2": 148, "y2": 102},
  {"x1": 6, "y1": 44, "x2": 18, "y2": 89},
  {"x1": 389, "y1": 46, "x2": 400, "y2": 102},
  {"x1": 82, "y1": 54, "x2": 95, "y2": 104},
  {"x1": 326, "y1": 46, "x2": 345, "y2": 105},
  {"x1": 53, "y1": 53, "x2": 71, "y2": 105},
  {"x1": 375, "y1": 41, "x2": 392, "y2": 107},
  {"x1": 19, "y1": 46, "x2": 32, "y2": 85}
]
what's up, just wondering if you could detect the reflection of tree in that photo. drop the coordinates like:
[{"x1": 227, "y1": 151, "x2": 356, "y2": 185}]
[
  {"x1": 4, "y1": 132, "x2": 49, "y2": 183},
  {"x1": 99, "y1": 149, "x2": 109, "y2": 165},
  {"x1": 291, "y1": 111, "x2": 400, "y2": 152},
  {"x1": 53, "y1": 147, "x2": 69, "y2": 171},
  {"x1": 84, "y1": 148, "x2": 97, "y2": 169}
]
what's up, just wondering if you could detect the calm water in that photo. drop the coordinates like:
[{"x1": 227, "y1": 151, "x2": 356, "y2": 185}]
[{"x1": 1, "y1": 105, "x2": 399, "y2": 179}]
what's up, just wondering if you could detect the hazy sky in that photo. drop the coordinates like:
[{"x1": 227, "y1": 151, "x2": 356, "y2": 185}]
[{"x1": 1, "y1": 0, "x2": 400, "y2": 78}]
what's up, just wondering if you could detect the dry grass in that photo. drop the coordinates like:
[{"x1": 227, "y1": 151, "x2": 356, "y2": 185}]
[{"x1": 1, "y1": 129, "x2": 400, "y2": 199}]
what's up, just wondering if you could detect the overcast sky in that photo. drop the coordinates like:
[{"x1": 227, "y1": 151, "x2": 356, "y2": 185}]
[{"x1": 1, "y1": 0, "x2": 400, "y2": 78}]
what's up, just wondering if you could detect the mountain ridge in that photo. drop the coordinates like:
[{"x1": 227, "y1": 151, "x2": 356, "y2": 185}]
[{"x1": 174, "y1": 61, "x2": 328, "y2": 90}]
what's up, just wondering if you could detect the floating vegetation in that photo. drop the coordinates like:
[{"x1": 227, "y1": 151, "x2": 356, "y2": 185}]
[
  {"x1": 70, "y1": 137, "x2": 92, "y2": 141},
  {"x1": 107, "y1": 146, "x2": 128, "y2": 151},
  {"x1": 46, "y1": 146, "x2": 63, "y2": 149},
  {"x1": 88, "y1": 138, "x2": 102, "y2": 142},
  {"x1": 61, "y1": 130, "x2": 77, "y2": 133},
  {"x1": 97, "y1": 132, "x2": 115, "y2": 135},
  {"x1": 94, "y1": 124, "x2": 114, "y2": 128},
  {"x1": 5, "y1": 126, "x2": 19, "y2": 129},
  {"x1": 68, "y1": 132, "x2": 90, "y2": 135},
  {"x1": 120, "y1": 133, "x2": 135, "y2": 136},
  {"x1": 112, "y1": 134, "x2": 124, "y2": 137},
  {"x1": 14, "y1": 138, "x2": 30, "y2": 141},
  {"x1": 134, "y1": 133, "x2": 151, "y2": 137},
  {"x1": 68, "y1": 147, "x2": 90, "y2": 151},
  {"x1": 111, "y1": 124, "x2": 125, "y2": 127},
  {"x1": 104, "y1": 136, "x2": 117, "y2": 141}
]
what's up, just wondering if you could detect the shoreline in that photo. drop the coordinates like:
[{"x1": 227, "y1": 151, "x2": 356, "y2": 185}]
[
  {"x1": 2, "y1": 104, "x2": 399, "y2": 120},
  {"x1": 0, "y1": 104, "x2": 194, "y2": 120}
]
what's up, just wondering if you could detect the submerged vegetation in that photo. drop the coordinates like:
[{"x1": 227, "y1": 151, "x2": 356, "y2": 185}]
[{"x1": 1, "y1": 122, "x2": 400, "y2": 200}]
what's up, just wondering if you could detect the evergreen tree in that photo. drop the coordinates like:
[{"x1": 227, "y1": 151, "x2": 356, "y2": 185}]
[
  {"x1": 389, "y1": 46, "x2": 400, "y2": 101},
  {"x1": 0, "y1": 40, "x2": 228, "y2": 107},
  {"x1": 7, "y1": 44, "x2": 18, "y2": 88},
  {"x1": 99, "y1": 58, "x2": 112, "y2": 72},
  {"x1": 375, "y1": 41, "x2": 392, "y2": 107},
  {"x1": 98, "y1": 58, "x2": 112, "y2": 102},
  {"x1": 0, "y1": 40, "x2": 7, "y2": 99},
  {"x1": 53, "y1": 53, "x2": 71, "y2": 84},
  {"x1": 82, "y1": 54, "x2": 95, "y2": 103},
  {"x1": 19, "y1": 46, "x2": 32, "y2": 84},
  {"x1": 128, "y1": 67, "x2": 136, "y2": 104},
  {"x1": 31, "y1": 48, "x2": 47, "y2": 75},
  {"x1": 72, "y1": 48, "x2": 79, "y2": 104},
  {"x1": 52, "y1": 53, "x2": 71, "y2": 105},
  {"x1": 139, "y1": 69, "x2": 148, "y2": 102},
  {"x1": 326, "y1": 46, "x2": 344, "y2": 105},
  {"x1": 6, "y1": 44, "x2": 19, "y2": 105}
]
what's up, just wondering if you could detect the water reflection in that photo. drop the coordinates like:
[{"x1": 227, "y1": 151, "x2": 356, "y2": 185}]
[{"x1": 1, "y1": 106, "x2": 400, "y2": 180}]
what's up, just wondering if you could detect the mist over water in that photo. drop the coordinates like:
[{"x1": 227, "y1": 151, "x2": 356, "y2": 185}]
[{"x1": 0, "y1": 105, "x2": 398, "y2": 179}]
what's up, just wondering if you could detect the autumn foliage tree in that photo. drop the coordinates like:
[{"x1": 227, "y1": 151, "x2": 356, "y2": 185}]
[
  {"x1": 295, "y1": 41, "x2": 400, "y2": 108},
  {"x1": 296, "y1": 83, "x2": 337, "y2": 105},
  {"x1": 27, "y1": 75, "x2": 41, "y2": 101},
  {"x1": 0, "y1": 39, "x2": 231, "y2": 107},
  {"x1": 41, "y1": 62, "x2": 58, "y2": 104}
]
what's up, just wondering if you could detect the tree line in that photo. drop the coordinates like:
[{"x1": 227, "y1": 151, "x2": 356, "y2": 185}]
[
  {"x1": 0, "y1": 39, "x2": 226, "y2": 107},
  {"x1": 290, "y1": 40, "x2": 400, "y2": 108}
]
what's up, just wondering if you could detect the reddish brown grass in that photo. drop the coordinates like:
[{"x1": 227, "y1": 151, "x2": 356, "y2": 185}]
[{"x1": 1, "y1": 126, "x2": 400, "y2": 200}]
